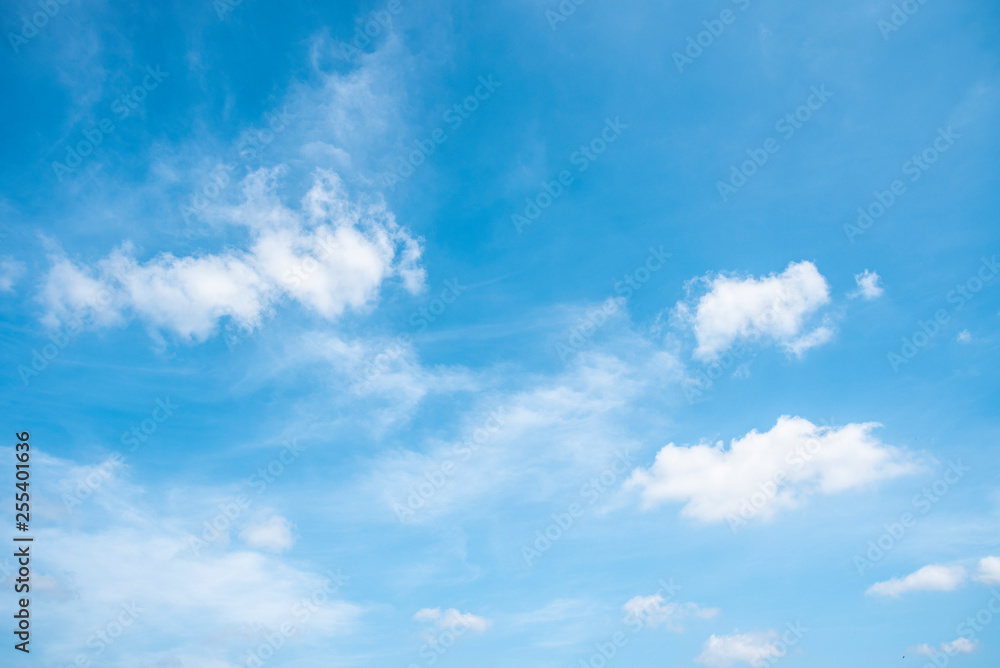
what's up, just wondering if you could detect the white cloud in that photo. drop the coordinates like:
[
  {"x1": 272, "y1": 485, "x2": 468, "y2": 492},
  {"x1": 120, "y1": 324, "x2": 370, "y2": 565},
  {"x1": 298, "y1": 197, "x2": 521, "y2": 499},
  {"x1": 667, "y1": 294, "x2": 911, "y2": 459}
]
[
  {"x1": 0, "y1": 258, "x2": 25, "y2": 292},
  {"x1": 240, "y1": 515, "x2": 295, "y2": 553},
  {"x1": 942, "y1": 638, "x2": 978, "y2": 654},
  {"x1": 238, "y1": 300, "x2": 683, "y2": 530},
  {"x1": 627, "y1": 416, "x2": 918, "y2": 524},
  {"x1": 783, "y1": 324, "x2": 835, "y2": 357},
  {"x1": 696, "y1": 631, "x2": 783, "y2": 667},
  {"x1": 286, "y1": 331, "x2": 479, "y2": 429},
  {"x1": 39, "y1": 257, "x2": 126, "y2": 328},
  {"x1": 956, "y1": 330, "x2": 972, "y2": 343},
  {"x1": 850, "y1": 270, "x2": 884, "y2": 300},
  {"x1": 917, "y1": 637, "x2": 979, "y2": 656},
  {"x1": 358, "y1": 348, "x2": 684, "y2": 524},
  {"x1": 975, "y1": 556, "x2": 1000, "y2": 585},
  {"x1": 622, "y1": 595, "x2": 718, "y2": 631},
  {"x1": 413, "y1": 608, "x2": 492, "y2": 633},
  {"x1": 19, "y1": 447, "x2": 361, "y2": 666},
  {"x1": 675, "y1": 261, "x2": 833, "y2": 360},
  {"x1": 296, "y1": 32, "x2": 414, "y2": 175},
  {"x1": 866, "y1": 565, "x2": 967, "y2": 597},
  {"x1": 40, "y1": 168, "x2": 424, "y2": 341}
]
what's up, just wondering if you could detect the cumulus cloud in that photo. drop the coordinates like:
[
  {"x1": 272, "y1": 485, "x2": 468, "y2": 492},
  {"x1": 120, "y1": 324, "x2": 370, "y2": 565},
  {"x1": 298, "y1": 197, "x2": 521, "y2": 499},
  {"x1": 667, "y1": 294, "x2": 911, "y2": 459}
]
[
  {"x1": 240, "y1": 515, "x2": 295, "y2": 552},
  {"x1": 627, "y1": 416, "x2": 918, "y2": 525},
  {"x1": 0, "y1": 258, "x2": 25, "y2": 292},
  {"x1": 956, "y1": 330, "x2": 972, "y2": 343},
  {"x1": 675, "y1": 261, "x2": 833, "y2": 360},
  {"x1": 917, "y1": 637, "x2": 978, "y2": 656},
  {"x1": 413, "y1": 608, "x2": 492, "y2": 633},
  {"x1": 40, "y1": 168, "x2": 424, "y2": 341},
  {"x1": 850, "y1": 270, "x2": 884, "y2": 300},
  {"x1": 696, "y1": 631, "x2": 783, "y2": 667},
  {"x1": 622, "y1": 595, "x2": 718, "y2": 631},
  {"x1": 866, "y1": 565, "x2": 967, "y2": 597},
  {"x1": 975, "y1": 556, "x2": 1000, "y2": 585}
]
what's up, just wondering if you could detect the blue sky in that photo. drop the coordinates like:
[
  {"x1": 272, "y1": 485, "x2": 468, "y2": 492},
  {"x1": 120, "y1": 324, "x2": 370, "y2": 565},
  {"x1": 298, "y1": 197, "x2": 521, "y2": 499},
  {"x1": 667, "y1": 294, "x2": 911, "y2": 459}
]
[{"x1": 1, "y1": 0, "x2": 999, "y2": 666}]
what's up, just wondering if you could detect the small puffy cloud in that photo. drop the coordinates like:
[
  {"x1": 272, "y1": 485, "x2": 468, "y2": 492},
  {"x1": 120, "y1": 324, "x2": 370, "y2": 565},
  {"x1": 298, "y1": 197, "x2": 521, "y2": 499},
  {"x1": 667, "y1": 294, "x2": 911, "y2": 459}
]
[
  {"x1": 40, "y1": 168, "x2": 424, "y2": 341},
  {"x1": 622, "y1": 595, "x2": 718, "y2": 631},
  {"x1": 850, "y1": 270, "x2": 884, "y2": 300},
  {"x1": 917, "y1": 638, "x2": 979, "y2": 656},
  {"x1": 414, "y1": 608, "x2": 492, "y2": 633},
  {"x1": 696, "y1": 631, "x2": 783, "y2": 667},
  {"x1": 240, "y1": 515, "x2": 295, "y2": 553},
  {"x1": 0, "y1": 258, "x2": 25, "y2": 292},
  {"x1": 956, "y1": 330, "x2": 972, "y2": 343},
  {"x1": 675, "y1": 261, "x2": 832, "y2": 360},
  {"x1": 866, "y1": 565, "x2": 967, "y2": 597},
  {"x1": 627, "y1": 416, "x2": 918, "y2": 525},
  {"x1": 942, "y1": 638, "x2": 978, "y2": 654},
  {"x1": 975, "y1": 556, "x2": 1000, "y2": 585}
]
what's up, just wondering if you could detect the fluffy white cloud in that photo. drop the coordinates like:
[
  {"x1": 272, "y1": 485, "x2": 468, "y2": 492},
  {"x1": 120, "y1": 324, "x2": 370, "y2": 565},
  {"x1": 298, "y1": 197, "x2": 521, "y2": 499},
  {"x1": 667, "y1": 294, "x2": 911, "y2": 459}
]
[
  {"x1": 850, "y1": 270, "x2": 884, "y2": 300},
  {"x1": 40, "y1": 168, "x2": 424, "y2": 341},
  {"x1": 622, "y1": 594, "x2": 718, "y2": 631},
  {"x1": 696, "y1": 631, "x2": 783, "y2": 667},
  {"x1": 627, "y1": 416, "x2": 918, "y2": 525},
  {"x1": 675, "y1": 261, "x2": 832, "y2": 360},
  {"x1": 0, "y1": 258, "x2": 25, "y2": 292},
  {"x1": 975, "y1": 556, "x2": 1000, "y2": 585},
  {"x1": 866, "y1": 565, "x2": 967, "y2": 597},
  {"x1": 917, "y1": 637, "x2": 979, "y2": 656},
  {"x1": 413, "y1": 608, "x2": 492, "y2": 633},
  {"x1": 956, "y1": 330, "x2": 972, "y2": 343},
  {"x1": 240, "y1": 515, "x2": 295, "y2": 552}
]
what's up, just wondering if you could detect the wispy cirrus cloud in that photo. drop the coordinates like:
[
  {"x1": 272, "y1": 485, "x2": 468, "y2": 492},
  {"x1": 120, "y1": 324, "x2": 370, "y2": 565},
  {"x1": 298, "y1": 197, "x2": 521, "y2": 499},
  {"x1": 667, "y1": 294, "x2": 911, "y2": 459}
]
[
  {"x1": 14, "y1": 446, "x2": 361, "y2": 666},
  {"x1": 414, "y1": 607, "x2": 492, "y2": 636},
  {"x1": 916, "y1": 637, "x2": 978, "y2": 657},
  {"x1": 239, "y1": 514, "x2": 296, "y2": 553},
  {"x1": 622, "y1": 594, "x2": 718, "y2": 631},
  {"x1": 0, "y1": 258, "x2": 25, "y2": 292}
]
